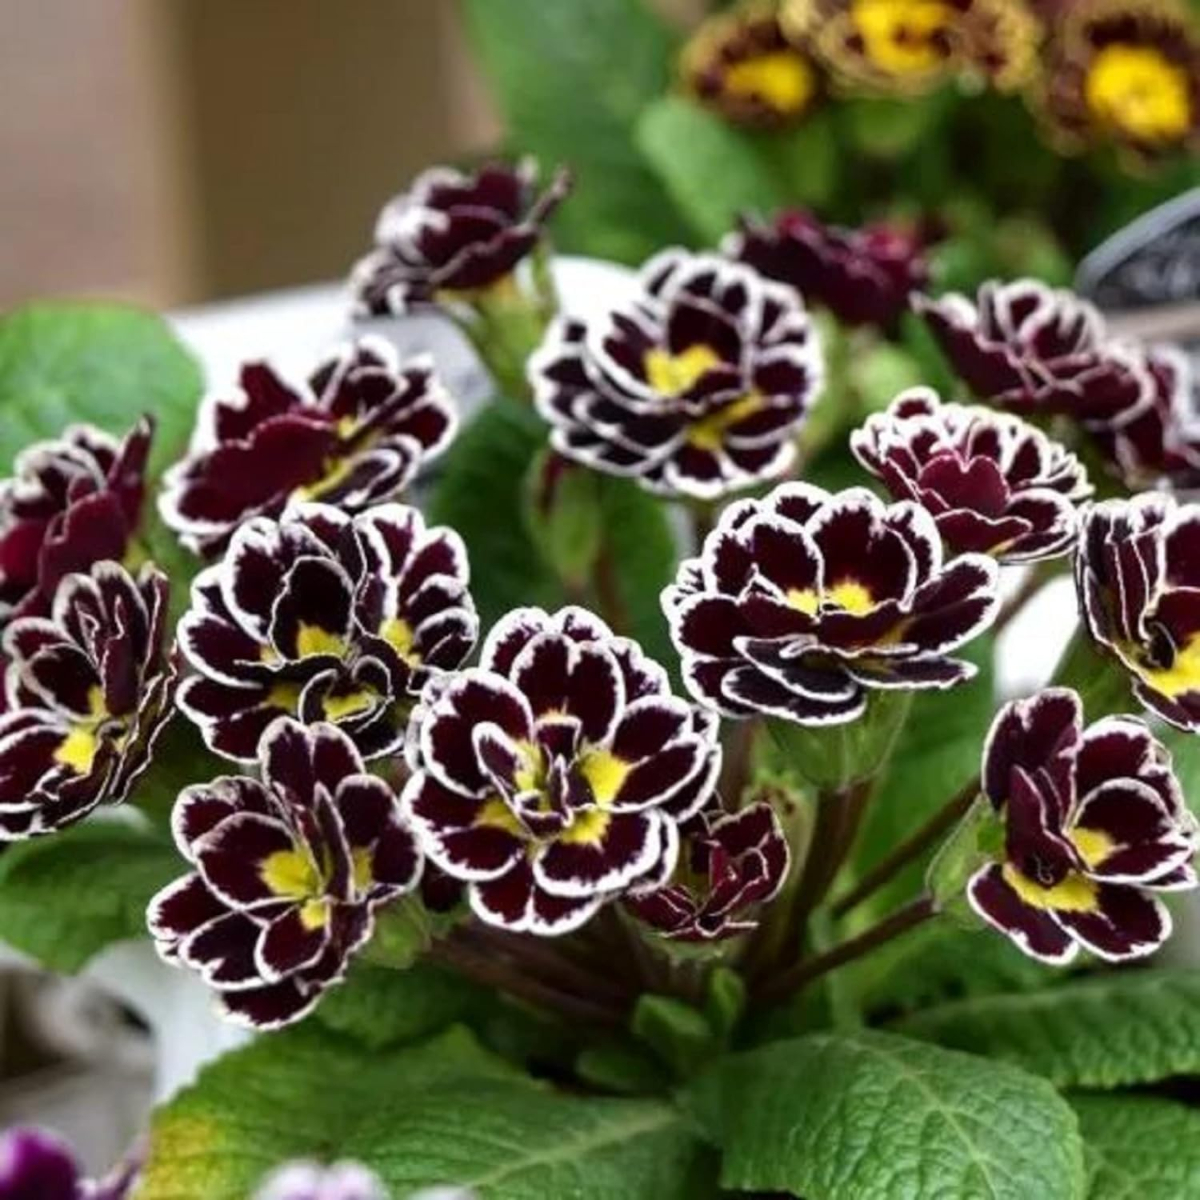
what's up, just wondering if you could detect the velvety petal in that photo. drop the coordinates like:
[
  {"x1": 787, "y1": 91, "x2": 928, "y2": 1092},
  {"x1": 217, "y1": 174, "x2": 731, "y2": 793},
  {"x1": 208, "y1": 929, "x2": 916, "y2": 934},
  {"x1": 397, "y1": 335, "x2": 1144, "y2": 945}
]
[{"x1": 966, "y1": 863, "x2": 1079, "y2": 965}]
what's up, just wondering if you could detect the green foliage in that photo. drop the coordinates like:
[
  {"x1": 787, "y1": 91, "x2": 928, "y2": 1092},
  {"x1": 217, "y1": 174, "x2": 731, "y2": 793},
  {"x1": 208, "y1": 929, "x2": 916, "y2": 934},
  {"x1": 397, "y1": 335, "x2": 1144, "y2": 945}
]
[
  {"x1": 1073, "y1": 1094, "x2": 1200, "y2": 1199},
  {"x1": 524, "y1": 449, "x2": 604, "y2": 592},
  {"x1": 0, "y1": 302, "x2": 202, "y2": 475},
  {"x1": 461, "y1": 0, "x2": 685, "y2": 264},
  {"x1": 686, "y1": 1029, "x2": 1085, "y2": 1199},
  {"x1": 140, "y1": 1023, "x2": 710, "y2": 1199},
  {"x1": 632, "y1": 994, "x2": 720, "y2": 1079},
  {"x1": 896, "y1": 969, "x2": 1200, "y2": 1089},
  {"x1": 0, "y1": 818, "x2": 180, "y2": 972}
]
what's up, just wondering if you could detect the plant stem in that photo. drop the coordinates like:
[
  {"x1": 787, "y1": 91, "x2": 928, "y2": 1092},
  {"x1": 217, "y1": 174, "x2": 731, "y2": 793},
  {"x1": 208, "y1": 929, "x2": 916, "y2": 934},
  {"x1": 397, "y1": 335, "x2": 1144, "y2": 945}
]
[
  {"x1": 718, "y1": 719, "x2": 759, "y2": 809},
  {"x1": 593, "y1": 545, "x2": 630, "y2": 635},
  {"x1": 756, "y1": 893, "x2": 937, "y2": 1005},
  {"x1": 831, "y1": 775, "x2": 979, "y2": 918}
]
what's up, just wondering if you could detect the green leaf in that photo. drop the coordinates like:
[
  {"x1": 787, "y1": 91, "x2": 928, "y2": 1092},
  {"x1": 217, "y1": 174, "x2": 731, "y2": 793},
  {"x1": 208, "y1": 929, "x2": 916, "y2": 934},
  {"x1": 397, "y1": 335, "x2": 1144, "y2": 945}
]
[
  {"x1": 895, "y1": 969, "x2": 1200, "y2": 1089},
  {"x1": 637, "y1": 97, "x2": 789, "y2": 244},
  {"x1": 1073, "y1": 1094, "x2": 1200, "y2": 1199},
  {"x1": 428, "y1": 398, "x2": 564, "y2": 629},
  {"x1": 0, "y1": 302, "x2": 202, "y2": 476},
  {"x1": 461, "y1": 0, "x2": 685, "y2": 264},
  {"x1": 0, "y1": 818, "x2": 180, "y2": 972},
  {"x1": 632, "y1": 994, "x2": 718, "y2": 1079},
  {"x1": 139, "y1": 1025, "x2": 524, "y2": 1200},
  {"x1": 576, "y1": 1040, "x2": 672, "y2": 1095},
  {"x1": 687, "y1": 1029, "x2": 1085, "y2": 1200},
  {"x1": 524, "y1": 449, "x2": 604, "y2": 591}
]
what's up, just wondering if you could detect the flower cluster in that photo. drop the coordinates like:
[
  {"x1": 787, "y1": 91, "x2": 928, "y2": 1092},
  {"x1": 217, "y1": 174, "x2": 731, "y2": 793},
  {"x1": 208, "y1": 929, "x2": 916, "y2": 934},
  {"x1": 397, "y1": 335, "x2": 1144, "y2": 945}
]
[
  {"x1": 1076, "y1": 495, "x2": 1200, "y2": 731},
  {"x1": 532, "y1": 250, "x2": 823, "y2": 500},
  {"x1": 851, "y1": 388, "x2": 1092, "y2": 563},
  {"x1": 680, "y1": 4, "x2": 820, "y2": 127},
  {"x1": 0, "y1": 1126, "x2": 138, "y2": 1200},
  {"x1": 402, "y1": 607, "x2": 721, "y2": 934},
  {"x1": 664, "y1": 482, "x2": 999, "y2": 725},
  {"x1": 625, "y1": 801, "x2": 789, "y2": 941},
  {"x1": 149, "y1": 719, "x2": 422, "y2": 1029},
  {"x1": 0, "y1": 562, "x2": 175, "y2": 840},
  {"x1": 350, "y1": 161, "x2": 571, "y2": 317},
  {"x1": 0, "y1": 418, "x2": 152, "y2": 622},
  {"x1": 177, "y1": 503, "x2": 476, "y2": 761},
  {"x1": 160, "y1": 339, "x2": 455, "y2": 557},
  {"x1": 727, "y1": 209, "x2": 929, "y2": 333},
  {"x1": 968, "y1": 688, "x2": 1198, "y2": 963},
  {"x1": 1038, "y1": 0, "x2": 1200, "y2": 160}
]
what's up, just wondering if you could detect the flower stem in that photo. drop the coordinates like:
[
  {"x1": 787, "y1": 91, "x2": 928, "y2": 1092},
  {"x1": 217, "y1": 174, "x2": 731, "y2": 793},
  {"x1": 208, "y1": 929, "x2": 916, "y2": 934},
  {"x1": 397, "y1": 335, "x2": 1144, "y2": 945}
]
[
  {"x1": 718, "y1": 719, "x2": 759, "y2": 809},
  {"x1": 756, "y1": 893, "x2": 937, "y2": 1005},
  {"x1": 831, "y1": 775, "x2": 978, "y2": 918},
  {"x1": 593, "y1": 544, "x2": 630, "y2": 634}
]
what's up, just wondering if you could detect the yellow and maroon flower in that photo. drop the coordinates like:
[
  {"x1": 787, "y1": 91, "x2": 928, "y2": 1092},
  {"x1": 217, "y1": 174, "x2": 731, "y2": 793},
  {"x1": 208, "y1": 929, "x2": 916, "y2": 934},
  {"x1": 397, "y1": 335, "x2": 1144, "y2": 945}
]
[
  {"x1": 401, "y1": 607, "x2": 721, "y2": 936},
  {"x1": 1076, "y1": 494, "x2": 1200, "y2": 730},
  {"x1": 782, "y1": 0, "x2": 1041, "y2": 94},
  {"x1": 914, "y1": 278, "x2": 1158, "y2": 428},
  {"x1": 726, "y1": 209, "x2": 929, "y2": 333},
  {"x1": 968, "y1": 688, "x2": 1197, "y2": 963},
  {"x1": 624, "y1": 801, "x2": 789, "y2": 941},
  {"x1": 0, "y1": 418, "x2": 152, "y2": 623},
  {"x1": 680, "y1": 4, "x2": 822, "y2": 127},
  {"x1": 0, "y1": 562, "x2": 176, "y2": 841},
  {"x1": 851, "y1": 388, "x2": 1092, "y2": 562},
  {"x1": 160, "y1": 338, "x2": 455, "y2": 558},
  {"x1": 149, "y1": 718, "x2": 422, "y2": 1030},
  {"x1": 1039, "y1": 0, "x2": 1200, "y2": 159},
  {"x1": 663, "y1": 482, "x2": 999, "y2": 725},
  {"x1": 350, "y1": 160, "x2": 571, "y2": 317},
  {"x1": 177, "y1": 502, "x2": 476, "y2": 762},
  {"x1": 531, "y1": 250, "x2": 823, "y2": 500}
]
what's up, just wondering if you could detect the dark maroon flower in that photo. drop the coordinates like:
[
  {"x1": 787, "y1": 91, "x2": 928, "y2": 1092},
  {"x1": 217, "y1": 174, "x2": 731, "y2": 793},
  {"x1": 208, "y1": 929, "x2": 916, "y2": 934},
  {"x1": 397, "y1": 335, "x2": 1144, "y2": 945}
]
[
  {"x1": 149, "y1": 718, "x2": 422, "y2": 1030},
  {"x1": 680, "y1": 4, "x2": 821, "y2": 127},
  {"x1": 254, "y1": 1162, "x2": 389, "y2": 1200},
  {"x1": 851, "y1": 388, "x2": 1092, "y2": 563},
  {"x1": 0, "y1": 418, "x2": 152, "y2": 623},
  {"x1": 178, "y1": 502, "x2": 476, "y2": 762},
  {"x1": 726, "y1": 210, "x2": 928, "y2": 332},
  {"x1": 532, "y1": 250, "x2": 823, "y2": 500},
  {"x1": 401, "y1": 607, "x2": 721, "y2": 935},
  {"x1": 968, "y1": 688, "x2": 1197, "y2": 964},
  {"x1": 160, "y1": 338, "x2": 455, "y2": 558},
  {"x1": 0, "y1": 1126, "x2": 138, "y2": 1200},
  {"x1": 0, "y1": 562, "x2": 175, "y2": 841},
  {"x1": 914, "y1": 279, "x2": 1157, "y2": 428},
  {"x1": 663, "y1": 482, "x2": 999, "y2": 725},
  {"x1": 1076, "y1": 494, "x2": 1200, "y2": 730},
  {"x1": 625, "y1": 801, "x2": 789, "y2": 941},
  {"x1": 1037, "y1": 0, "x2": 1200, "y2": 160},
  {"x1": 350, "y1": 160, "x2": 571, "y2": 317}
]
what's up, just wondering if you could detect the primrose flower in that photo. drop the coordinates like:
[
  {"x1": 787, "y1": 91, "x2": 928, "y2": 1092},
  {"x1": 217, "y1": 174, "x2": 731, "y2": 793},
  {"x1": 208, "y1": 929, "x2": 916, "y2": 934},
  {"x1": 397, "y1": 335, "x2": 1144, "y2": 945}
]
[
  {"x1": 177, "y1": 502, "x2": 476, "y2": 761},
  {"x1": 681, "y1": 4, "x2": 821, "y2": 126},
  {"x1": 0, "y1": 562, "x2": 175, "y2": 841},
  {"x1": 0, "y1": 1126, "x2": 138, "y2": 1200},
  {"x1": 663, "y1": 482, "x2": 998, "y2": 725},
  {"x1": 160, "y1": 338, "x2": 455, "y2": 558},
  {"x1": 726, "y1": 209, "x2": 928, "y2": 333},
  {"x1": 350, "y1": 160, "x2": 571, "y2": 317},
  {"x1": 968, "y1": 688, "x2": 1198, "y2": 963},
  {"x1": 1077, "y1": 495, "x2": 1200, "y2": 731},
  {"x1": 625, "y1": 801, "x2": 789, "y2": 941},
  {"x1": 851, "y1": 388, "x2": 1092, "y2": 563},
  {"x1": 0, "y1": 418, "x2": 152, "y2": 623},
  {"x1": 149, "y1": 719, "x2": 422, "y2": 1029},
  {"x1": 402, "y1": 607, "x2": 721, "y2": 935},
  {"x1": 531, "y1": 250, "x2": 823, "y2": 500}
]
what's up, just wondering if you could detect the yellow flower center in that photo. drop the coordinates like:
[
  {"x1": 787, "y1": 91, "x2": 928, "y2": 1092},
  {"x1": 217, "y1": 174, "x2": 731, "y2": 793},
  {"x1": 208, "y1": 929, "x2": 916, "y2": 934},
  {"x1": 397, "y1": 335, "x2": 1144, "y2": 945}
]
[
  {"x1": 1070, "y1": 826, "x2": 1116, "y2": 871},
  {"x1": 474, "y1": 796, "x2": 526, "y2": 838},
  {"x1": 686, "y1": 393, "x2": 766, "y2": 452},
  {"x1": 1085, "y1": 44, "x2": 1192, "y2": 143},
  {"x1": 644, "y1": 344, "x2": 723, "y2": 396},
  {"x1": 850, "y1": 0, "x2": 953, "y2": 76},
  {"x1": 321, "y1": 689, "x2": 378, "y2": 722},
  {"x1": 787, "y1": 580, "x2": 876, "y2": 616},
  {"x1": 724, "y1": 50, "x2": 817, "y2": 115},
  {"x1": 295, "y1": 623, "x2": 347, "y2": 659},
  {"x1": 1132, "y1": 633, "x2": 1200, "y2": 700},
  {"x1": 560, "y1": 808, "x2": 613, "y2": 847},
  {"x1": 265, "y1": 680, "x2": 303, "y2": 713},
  {"x1": 291, "y1": 455, "x2": 356, "y2": 504},
  {"x1": 379, "y1": 616, "x2": 421, "y2": 667},
  {"x1": 1002, "y1": 862, "x2": 1098, "y2": 914},
  {"x1": 577, "y1": 748, "x2": 632, "y2": 807},
  {"x1": 53, "y1": 684, "x2": 109, "y2": 776},
  {"x1": 261, "y1": 846, "x2": 332, "y2": 930}
]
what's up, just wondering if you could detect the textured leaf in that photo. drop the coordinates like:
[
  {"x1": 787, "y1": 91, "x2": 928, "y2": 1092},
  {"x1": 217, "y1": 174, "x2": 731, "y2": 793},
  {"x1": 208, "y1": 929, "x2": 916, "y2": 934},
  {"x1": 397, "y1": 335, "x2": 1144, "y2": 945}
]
[
  {"x1": 0, "y1": 818, "x2": 180, "y2": 972},
  {"x1": 1073, "y1": 1094, "x2": 1200, "y2": 1199},
  {"x1": 687, "y1": 1029, "x2": 1085, "y2": 1200},
  {"x1": 637, "y1": 97, "x2": 789, "y2": 244},
  {"x1": 461, "y1": 0, "x2": 685, "y2": 264},
  {"x1": 0, "y1": 302, "x2": 202, "y2": 475},
  {"x1": 896, "y1": 969, "x2": 1200, "y2": 1089}
]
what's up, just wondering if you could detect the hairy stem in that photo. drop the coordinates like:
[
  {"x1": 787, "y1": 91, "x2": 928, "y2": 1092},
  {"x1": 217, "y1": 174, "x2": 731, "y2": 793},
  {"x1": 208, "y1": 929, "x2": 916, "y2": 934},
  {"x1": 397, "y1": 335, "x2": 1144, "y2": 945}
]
[{"x1": 831, "y1": 776, "x2": 979, "y2": 918}]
